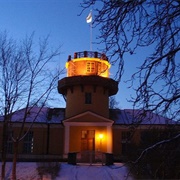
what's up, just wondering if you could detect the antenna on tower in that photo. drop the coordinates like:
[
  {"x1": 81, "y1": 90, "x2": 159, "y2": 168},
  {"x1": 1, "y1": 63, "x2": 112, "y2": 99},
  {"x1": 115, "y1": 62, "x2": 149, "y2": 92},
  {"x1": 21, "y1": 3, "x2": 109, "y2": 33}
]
[{"x1": 86, "y1": 10, "x2": 93, "y2": 51}]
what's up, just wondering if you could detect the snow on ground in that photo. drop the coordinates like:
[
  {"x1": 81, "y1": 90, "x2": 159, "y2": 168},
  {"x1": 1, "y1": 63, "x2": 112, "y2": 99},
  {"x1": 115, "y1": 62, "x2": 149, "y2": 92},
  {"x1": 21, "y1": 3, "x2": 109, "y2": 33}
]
[{"x1": 0, "y1": 162, "x2": 134, "y2": 180}]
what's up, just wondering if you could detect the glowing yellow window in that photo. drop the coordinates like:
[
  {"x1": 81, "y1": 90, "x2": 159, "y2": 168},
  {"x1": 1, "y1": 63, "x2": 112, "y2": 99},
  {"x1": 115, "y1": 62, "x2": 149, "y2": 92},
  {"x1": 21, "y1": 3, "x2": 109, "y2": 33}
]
[{"x1": 87, "y1": 62, "x2": 95, "y2": 73}]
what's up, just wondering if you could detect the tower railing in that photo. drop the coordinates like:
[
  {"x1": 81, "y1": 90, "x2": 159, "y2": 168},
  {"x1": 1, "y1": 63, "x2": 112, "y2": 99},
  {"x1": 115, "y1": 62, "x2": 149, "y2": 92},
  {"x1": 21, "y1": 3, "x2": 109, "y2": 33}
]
[{"x1": 67, "y1": 51, "x2": 109, "y2": 61}]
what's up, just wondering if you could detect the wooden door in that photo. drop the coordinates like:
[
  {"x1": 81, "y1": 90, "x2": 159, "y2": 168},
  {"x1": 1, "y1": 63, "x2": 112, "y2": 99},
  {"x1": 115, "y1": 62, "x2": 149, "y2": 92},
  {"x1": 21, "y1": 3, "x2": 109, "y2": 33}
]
[{"x1": 81, "y1": 130, "x2": 95, "y2": 162}]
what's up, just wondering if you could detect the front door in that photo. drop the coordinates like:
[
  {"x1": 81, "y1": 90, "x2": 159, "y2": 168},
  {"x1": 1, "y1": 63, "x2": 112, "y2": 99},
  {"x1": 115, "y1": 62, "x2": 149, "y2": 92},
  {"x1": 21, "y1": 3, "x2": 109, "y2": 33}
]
[{"x1": 81, "y1": 130, "x2": 95, "y2": 163}]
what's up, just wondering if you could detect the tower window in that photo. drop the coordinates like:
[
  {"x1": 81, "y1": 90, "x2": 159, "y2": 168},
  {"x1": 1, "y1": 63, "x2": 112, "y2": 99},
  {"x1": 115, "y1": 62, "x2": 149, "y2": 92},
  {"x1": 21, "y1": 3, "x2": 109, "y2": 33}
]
[
  {"x1": 87, "y1": 62, "x2": 95, "y2": 73},
  {"x1": 85, "y1": 92, "x2": 92, "y2": 104}
]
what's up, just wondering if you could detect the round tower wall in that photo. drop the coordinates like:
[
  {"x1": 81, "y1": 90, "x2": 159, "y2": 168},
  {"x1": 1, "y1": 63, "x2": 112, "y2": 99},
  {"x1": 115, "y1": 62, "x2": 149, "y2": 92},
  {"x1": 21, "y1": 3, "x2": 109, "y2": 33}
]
[
  {"x1": 65, "y1": 85, "x2": 109, "y2": 118},
  {"x1": 66, "y1": 58, "x2": 110, "y2": 78}
]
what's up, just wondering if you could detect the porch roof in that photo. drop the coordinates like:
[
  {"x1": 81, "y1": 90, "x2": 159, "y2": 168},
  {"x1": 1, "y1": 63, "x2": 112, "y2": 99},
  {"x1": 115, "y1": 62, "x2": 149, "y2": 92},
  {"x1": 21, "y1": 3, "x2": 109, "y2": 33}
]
[{"x1": 63, "y1": 111, "x2": 114, "y2": 126}]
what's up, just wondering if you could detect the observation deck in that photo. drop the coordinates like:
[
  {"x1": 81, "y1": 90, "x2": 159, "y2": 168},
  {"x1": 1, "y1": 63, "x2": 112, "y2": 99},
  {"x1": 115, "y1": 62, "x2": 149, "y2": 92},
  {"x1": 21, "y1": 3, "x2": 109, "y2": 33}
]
[
  {"x1": 67, "y1": 51, "x2": 109, "y2": 61},
  {"x1": 66, "y1": 51, "x2": 111, "y2": 78},
  {"x1": 58, "y1": 51, "x2": 118, "y2": 96}
]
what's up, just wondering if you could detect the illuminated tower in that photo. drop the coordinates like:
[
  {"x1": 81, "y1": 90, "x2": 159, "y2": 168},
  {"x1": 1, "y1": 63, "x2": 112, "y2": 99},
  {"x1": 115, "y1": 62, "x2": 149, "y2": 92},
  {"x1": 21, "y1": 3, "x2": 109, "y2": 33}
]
[{"x1": 58, "y1": 51, "x2": 118, "y2": 161}]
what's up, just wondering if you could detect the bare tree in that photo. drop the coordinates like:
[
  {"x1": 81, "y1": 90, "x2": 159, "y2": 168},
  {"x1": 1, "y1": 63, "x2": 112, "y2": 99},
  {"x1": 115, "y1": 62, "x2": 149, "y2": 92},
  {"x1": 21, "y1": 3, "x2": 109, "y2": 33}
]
[
  {"x1": 81, "y1": 0, "x2": 180, "y2": 120},
  {"x1": 109, "y1": 96, "x2": 119, "y2": 109},
  {"x1": 0, "y1": 31, "x2": 64, "y2": 180},
  {"x1": 81, "y1": 0, "x2": 180, "y2": 178}
]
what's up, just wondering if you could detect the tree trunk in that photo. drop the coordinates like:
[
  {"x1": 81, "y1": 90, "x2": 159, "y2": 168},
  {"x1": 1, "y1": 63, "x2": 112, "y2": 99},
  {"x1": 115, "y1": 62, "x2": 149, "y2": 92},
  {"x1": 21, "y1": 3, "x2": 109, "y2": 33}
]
[
  {"x1": 1, "y1": 119, "x2": 8, "y2": 180},
  {"x1": 12, "y1": 141, "x2": 18, "y2": 180},
  {"x1": 1, "y1": 162, "x2": 6, "y2": 180},
  {"x1": 1, "y1": 143, "x2": 6, "y2": 180}
]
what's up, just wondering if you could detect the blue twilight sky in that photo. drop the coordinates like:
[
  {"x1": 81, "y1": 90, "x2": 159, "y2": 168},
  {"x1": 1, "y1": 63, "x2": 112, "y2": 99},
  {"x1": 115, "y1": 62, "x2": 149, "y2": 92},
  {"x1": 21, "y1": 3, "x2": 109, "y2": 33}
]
[{"x1": 0, "y1": 0, "x2": 143, "y2": 109}]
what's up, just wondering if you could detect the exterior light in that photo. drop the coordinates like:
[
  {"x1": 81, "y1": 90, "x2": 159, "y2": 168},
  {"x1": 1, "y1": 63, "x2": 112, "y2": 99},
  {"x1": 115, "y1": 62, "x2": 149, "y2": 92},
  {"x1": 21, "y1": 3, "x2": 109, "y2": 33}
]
[
  {"x1": 99, "y1": 133, "x2": 104, "y2": 152},
  {"x1": 99, "y1": 134, "x2": 104, "y2": 139}
]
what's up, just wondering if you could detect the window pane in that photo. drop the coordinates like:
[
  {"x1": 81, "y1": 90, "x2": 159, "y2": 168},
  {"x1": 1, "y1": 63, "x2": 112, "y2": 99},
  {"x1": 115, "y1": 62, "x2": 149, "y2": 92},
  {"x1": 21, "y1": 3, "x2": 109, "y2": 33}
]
[
  {"x1": 86, "y1": 62, "x2": 95, "y2": 73},
  {"x1": 7, "y1": 131, "x2": 13, "y2": 154},
  {"x1": 23, "y1": 131, "x2": 34, "y2": 154}
]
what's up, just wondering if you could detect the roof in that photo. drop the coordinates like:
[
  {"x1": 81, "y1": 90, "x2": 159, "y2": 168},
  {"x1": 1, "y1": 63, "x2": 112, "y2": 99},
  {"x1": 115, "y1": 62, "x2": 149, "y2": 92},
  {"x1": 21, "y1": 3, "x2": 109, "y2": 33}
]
[
  {"x1": 110, "y1": 109, "x2": 176, "y2": 125},
  {"x1": 0, "y1": 107, "x2": 65, "y2": 124},
  {"x1": 0, "y1": 107, "x2": 176, "y2": 125},
  {"x1": 58, "y1": 76, "x2": 118, "y2": 96}
]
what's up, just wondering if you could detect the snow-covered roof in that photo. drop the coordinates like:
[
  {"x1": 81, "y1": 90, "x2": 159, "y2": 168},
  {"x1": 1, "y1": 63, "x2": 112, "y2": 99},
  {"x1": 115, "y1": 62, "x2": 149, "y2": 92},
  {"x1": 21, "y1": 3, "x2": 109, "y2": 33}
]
[
  {"x1": 110, "y1": 109, "x2": 175, "y2": 125},
  {"x1": 0, "y1": 107, "x2": 65, "y2": 124},
  {"x1": 0, "y1": 107, "x2": 175, "y2": 125}
]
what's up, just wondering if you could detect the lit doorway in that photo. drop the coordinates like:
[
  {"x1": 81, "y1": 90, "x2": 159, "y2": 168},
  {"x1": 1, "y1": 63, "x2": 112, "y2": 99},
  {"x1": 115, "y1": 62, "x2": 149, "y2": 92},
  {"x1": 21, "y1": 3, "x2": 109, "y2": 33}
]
[{"x1": 81, "y1": 130, "x2": 95, "y2": 162}]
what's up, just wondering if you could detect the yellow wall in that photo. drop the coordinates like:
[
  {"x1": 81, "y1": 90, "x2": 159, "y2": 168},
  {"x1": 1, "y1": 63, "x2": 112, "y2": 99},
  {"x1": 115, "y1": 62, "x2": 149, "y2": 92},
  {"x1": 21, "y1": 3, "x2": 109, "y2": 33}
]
[
  {"x1": 112, "y1": 126, "x2": 164, "y2": 157},
  {"x1": 112, "y1": 127, "x2": 122, "y2": 155},
  {"x1": 112, "y1": 126, "x2": 142, "y2": 156},
  {"x1": 66, "y1": 85, "x2": 109, "y2": 118},
  {"x1": 49, "y1": 125, "x2": 64, "y2": 155},
  {"x1": 66, "y1": 58, "x2": 110, "y2": 78},
  {"x1": 0, "y1": 123, "x2": 64, "y2": 156},
  {"x1": 0, "y1": 122, "x2": 174, "y2": 161}
]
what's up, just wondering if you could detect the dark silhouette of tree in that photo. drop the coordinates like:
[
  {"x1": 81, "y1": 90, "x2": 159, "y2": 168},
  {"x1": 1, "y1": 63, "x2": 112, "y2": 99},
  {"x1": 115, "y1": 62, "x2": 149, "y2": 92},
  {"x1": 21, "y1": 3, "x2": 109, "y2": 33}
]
[
  {"x1": 81, "y1": 0, "x2": 180, "y2": 178},
  {"x1": 81, "y1": 0, "x2": 180, "y2": 120},
  {"x1": 109, "y1": 96, "x2": 119, "y2": 109},
  {"x1": 129, "y1": 128, "x2": 180, "y2": 179},
  {"x1": 0, "y1": 31, "x2": 64, "y2": 180}
]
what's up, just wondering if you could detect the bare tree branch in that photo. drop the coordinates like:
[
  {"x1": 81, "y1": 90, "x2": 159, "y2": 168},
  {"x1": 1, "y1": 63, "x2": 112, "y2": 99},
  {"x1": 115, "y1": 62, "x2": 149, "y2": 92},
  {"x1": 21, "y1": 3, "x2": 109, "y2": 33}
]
[{"x1": 0, "y1": 31, "x2": 63, "y2": 179}]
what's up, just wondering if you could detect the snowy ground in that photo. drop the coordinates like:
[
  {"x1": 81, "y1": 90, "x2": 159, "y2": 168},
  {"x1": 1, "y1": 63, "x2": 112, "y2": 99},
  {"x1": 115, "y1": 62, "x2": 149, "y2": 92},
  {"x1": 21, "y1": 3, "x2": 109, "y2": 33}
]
[{"x1": 0, "y1": 162, "x2": 134, "y2": 180}]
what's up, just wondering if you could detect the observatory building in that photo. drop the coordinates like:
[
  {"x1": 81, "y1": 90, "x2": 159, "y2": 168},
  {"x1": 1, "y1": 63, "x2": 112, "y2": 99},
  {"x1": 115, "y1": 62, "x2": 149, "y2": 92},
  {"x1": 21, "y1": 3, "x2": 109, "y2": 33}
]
[
  {"x1": 0, "y1": 51, "x2": 174, "y2": 164},
  {"x1": 58, "y1": 51, "x2": 118, "y2": 161}
]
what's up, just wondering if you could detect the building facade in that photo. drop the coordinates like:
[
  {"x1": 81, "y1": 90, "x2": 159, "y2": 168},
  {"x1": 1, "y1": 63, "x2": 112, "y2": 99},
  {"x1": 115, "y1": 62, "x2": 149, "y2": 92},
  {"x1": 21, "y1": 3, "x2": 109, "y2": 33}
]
[
  {"x1": 0, "y1": 51, "x2": 177, "y2": 162},
  {"x1": 58, "y1": 51, "x2": 118, "y2": 161}
]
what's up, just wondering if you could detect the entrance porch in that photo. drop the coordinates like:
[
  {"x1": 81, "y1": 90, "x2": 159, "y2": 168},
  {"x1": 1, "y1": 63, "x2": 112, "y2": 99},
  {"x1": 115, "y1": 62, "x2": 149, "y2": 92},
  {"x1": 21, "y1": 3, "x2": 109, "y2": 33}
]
[{"x1": 63, "y1": 111, "x2": 114, "y2": 162}]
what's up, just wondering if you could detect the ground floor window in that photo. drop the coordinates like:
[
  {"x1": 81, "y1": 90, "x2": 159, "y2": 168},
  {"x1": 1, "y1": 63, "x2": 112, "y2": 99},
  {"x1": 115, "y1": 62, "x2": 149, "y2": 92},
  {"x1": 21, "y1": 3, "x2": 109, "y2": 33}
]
[
  {"x1": 23, "y1": 131, "x2": 34, "y2": 153},
  {"x1": 7, "y1": 132, "x2": 13, "y2": 154},
  {"x1": 121, "y1": 131, "x2": 131, "y2": 155}
]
